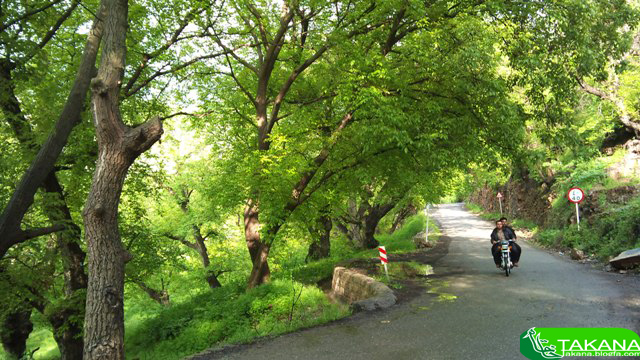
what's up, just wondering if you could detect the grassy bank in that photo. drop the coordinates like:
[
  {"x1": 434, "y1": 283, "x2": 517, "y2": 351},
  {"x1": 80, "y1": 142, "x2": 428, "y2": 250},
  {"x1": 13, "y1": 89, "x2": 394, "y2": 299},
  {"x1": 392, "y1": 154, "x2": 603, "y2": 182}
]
[{"x1": 4, "y1": 214, "x2": 439, "y2": 360}]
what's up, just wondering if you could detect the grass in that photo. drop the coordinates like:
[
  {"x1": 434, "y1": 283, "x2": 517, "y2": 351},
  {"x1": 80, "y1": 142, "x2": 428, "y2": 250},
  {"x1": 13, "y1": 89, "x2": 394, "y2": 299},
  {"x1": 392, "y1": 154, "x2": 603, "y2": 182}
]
[
  {"x1": 125, "y1": 279, "x2": 350, "y2": 360},
  {"x1": 10, "y1": 215, "x2": 440, "y2": 360},
  {"x1": 125, "y1": 214, "x2": 438, "y2": 359}
]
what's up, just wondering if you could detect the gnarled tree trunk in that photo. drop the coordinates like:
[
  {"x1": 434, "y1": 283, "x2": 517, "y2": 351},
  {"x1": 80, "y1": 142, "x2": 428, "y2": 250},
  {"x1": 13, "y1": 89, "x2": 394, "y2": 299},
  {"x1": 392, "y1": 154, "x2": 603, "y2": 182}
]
[
  {"x1": 306, "y1": 214, "x2": 332, "y2": 262},
  {"x1": 244, "y1": 203, "x2": 270, "y2": 288},
  {"x1": 0, "y1": 307, "x2": 32, "y2": 359},
  {"x1": 82, "y1": 0, "x2": 163, "y2": 358}
]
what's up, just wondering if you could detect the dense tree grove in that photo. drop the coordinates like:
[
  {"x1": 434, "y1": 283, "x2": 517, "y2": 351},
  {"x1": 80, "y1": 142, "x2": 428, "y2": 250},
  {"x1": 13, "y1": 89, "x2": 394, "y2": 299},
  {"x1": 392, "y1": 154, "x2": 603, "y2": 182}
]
[{"x1": 0, "y1": 0, "x2": 638, "y2": 359}]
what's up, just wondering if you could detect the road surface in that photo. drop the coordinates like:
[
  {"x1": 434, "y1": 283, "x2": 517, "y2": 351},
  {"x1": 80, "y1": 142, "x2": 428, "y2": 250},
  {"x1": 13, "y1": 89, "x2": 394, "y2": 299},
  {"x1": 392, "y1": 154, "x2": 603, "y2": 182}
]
[{"x1": 193, "y1": 203, "x2": 640, "y2": 360}]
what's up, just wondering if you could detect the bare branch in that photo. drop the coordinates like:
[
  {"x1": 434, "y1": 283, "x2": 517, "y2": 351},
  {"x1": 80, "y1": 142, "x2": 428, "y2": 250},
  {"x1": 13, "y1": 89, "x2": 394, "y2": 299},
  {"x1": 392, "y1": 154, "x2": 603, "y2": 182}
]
[
  {"x1": 268, "y1": 45, "x2": 329, "y2": 132},
  {"x1": 124, "y1": 5, "x2": 210, "y2": 94},
  {"x1": 125, "y1": 51, "x2": 232, "y2": 97},
  {"x1": 159, "y1": 111, "x2": 214, "y2": 121},
  {"x1": 225, "y1": 53, "x2": 257, "y2": 106},
  {"x1": 211, "y1": 31, "x2": 259, "y2": 74},
  {"x1": 10, "y1": 224, "x2": 66, "y2": 245}
]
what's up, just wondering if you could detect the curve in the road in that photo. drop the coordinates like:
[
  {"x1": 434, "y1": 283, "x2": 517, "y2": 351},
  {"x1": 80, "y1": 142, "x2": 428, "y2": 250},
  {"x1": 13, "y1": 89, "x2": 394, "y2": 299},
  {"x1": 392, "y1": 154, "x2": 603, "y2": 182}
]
[{"x1": 190, "y1": 203, "x2": 640, "y2": 360}]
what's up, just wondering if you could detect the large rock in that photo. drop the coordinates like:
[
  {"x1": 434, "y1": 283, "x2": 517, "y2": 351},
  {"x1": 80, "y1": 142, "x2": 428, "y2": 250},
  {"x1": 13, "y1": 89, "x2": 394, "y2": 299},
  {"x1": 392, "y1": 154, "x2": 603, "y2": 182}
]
[
  {"x1": 609, "y1": 248, "x2": 640, "y2": 269},
  {"x1": 413, "y1": 232, "x2": 433, "y2": 249},
  {"x1": 570, "y1": 248, "x2": 586, "y2": 261},
  {"x1": 331, "y1": 267, "x2": 396, "y2": 311}
]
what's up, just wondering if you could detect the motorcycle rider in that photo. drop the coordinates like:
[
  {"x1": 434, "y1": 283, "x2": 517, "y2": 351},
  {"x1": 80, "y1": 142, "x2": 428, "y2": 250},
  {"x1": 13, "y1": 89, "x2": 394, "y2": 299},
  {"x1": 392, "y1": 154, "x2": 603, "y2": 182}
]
[
  {"x1": 490, "y1": 220, "x2": 521, "y2": 268},
  {"x1": 490, "y1": 220, "x2": 508, "y2": 268},
  {"x1": 500, "y1": 217, "x2": 521, "y2": 266}
]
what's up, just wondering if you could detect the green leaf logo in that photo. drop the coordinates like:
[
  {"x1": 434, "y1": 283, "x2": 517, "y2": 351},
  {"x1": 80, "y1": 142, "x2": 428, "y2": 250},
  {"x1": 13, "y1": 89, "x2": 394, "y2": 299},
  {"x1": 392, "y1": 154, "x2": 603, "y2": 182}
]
[{"x1": 521, "y1": 328, "x2": 563, "y2": 360}]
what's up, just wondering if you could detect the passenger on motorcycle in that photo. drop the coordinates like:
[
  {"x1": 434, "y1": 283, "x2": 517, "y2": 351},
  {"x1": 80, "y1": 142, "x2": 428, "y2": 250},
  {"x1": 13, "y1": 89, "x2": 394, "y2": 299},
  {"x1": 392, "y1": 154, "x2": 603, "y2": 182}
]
[{"x1": 490, "y1": 220, "x2": 521, "y2": 268}]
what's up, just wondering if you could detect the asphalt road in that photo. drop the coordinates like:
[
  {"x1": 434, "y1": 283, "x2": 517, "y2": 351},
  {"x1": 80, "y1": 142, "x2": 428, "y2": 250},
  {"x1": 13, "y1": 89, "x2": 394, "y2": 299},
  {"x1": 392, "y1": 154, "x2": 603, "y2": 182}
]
[{"x1": 193, "y1": 203, "x2": 640, "y2": 360}]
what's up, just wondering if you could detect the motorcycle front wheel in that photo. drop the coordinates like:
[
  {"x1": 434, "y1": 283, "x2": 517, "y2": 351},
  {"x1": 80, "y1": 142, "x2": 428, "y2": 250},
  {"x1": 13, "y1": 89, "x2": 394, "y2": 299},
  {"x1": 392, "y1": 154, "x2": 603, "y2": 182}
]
[{"x1": 504, "y1": 255, "x2": 510, "y2": 277}]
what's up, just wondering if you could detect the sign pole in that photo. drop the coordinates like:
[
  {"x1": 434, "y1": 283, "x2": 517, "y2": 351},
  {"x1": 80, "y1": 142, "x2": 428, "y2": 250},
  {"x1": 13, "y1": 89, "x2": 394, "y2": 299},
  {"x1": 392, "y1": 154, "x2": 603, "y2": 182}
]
[
  {"x1": 575, "y1": 202, "x2": 580, "y2": 230},
  {"x1": 425, "y1": 204, "x2": 430, "y2": 243},
  {"x1": 384, "y1": 263, "x2": 389, "y2": 282}
]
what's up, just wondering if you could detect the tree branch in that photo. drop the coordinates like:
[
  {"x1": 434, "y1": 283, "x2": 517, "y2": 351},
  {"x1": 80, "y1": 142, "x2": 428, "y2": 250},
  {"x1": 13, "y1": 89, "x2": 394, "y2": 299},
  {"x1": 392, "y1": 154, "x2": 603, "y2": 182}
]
[
  {"x1": 123, "y1": 5, "x2": 209, "y2": 94},
  {"x1": 0, "y1": 0, "x2": 64, "y2": 33}
]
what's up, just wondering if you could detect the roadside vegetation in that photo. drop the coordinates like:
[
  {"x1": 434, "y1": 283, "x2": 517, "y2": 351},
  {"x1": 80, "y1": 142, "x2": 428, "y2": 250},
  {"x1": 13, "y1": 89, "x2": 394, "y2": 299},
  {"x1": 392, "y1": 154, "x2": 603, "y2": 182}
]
[
  {"x1": 2, "y1": 215, "x2": 436, "y2": 360},
  {"x1": 1, "y1": 1, "x2": 638, "y2": 359}
]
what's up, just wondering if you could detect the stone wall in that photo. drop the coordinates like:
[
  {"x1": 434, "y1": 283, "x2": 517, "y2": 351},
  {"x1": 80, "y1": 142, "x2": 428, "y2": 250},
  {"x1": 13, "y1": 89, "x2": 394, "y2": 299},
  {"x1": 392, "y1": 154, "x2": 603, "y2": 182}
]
[{"x1": 331, "y1": 266, "x2": 396, "y2": 311}]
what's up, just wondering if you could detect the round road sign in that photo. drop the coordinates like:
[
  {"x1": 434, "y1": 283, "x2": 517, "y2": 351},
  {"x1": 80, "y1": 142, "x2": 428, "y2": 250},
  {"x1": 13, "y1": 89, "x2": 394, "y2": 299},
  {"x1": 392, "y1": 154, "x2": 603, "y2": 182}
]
[{"x1": 567, "y1": 187, "x2": 584, "y2": 203}]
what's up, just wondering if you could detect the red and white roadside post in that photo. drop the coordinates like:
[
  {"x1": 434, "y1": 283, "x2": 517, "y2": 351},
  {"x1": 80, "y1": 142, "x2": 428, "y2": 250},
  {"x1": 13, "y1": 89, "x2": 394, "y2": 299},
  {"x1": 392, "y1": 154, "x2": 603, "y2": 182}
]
[
  {"x1": 567, "y1": 187, "x2": 585, "y2": 230},
  {"x1": 379, "y1": 246, "x2": 389, "y2": 281},
  {"x1": 497, "y1": 192, "x2": 503, "y2": 214}
]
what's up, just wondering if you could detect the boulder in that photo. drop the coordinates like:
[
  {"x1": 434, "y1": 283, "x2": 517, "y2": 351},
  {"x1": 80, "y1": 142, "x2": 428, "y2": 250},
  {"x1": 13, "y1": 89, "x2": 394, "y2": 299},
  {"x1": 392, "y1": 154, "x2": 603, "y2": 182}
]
[
  {"x1": 570, "y1": 248, "x2": 586, "y2": 261},
  {"x1": 609, "y1": 248, "x2": 640, "y2": 270},
  {"x1": 413, "y1": 232, "x2": 433, "y2": 249}
]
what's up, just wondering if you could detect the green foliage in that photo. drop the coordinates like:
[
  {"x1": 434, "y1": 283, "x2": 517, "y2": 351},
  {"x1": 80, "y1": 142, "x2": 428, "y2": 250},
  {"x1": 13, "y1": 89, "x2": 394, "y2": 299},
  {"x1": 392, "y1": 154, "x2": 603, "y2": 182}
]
[{"x1": 125, "y1": 279, "x2": 349, "y2": 360}]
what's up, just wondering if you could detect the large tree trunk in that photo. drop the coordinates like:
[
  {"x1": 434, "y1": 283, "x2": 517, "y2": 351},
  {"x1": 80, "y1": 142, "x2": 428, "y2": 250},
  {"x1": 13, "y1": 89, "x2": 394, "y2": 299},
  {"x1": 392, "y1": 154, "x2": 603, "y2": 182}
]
[
  {"x1": 244, "y1": 203, "x2": 270, "y2": 288},
  {"x1": 82, "y1": 0, "x2": 163, "y2": 358},
  {"x1": 0, "y1": 0, "x2": 106, "y2": 257},
  {"x1": 361, "y1": 203, "x2": 395, "y2": 248},
  {"x1": 340, "y1": 199, "x2": 396, "y2": 249},
  {"x1": 0, "y1": 308, "x2": 33, "y2": 359},
  {"x1": 306, "y1": 215, "x2": 332, "y2": 262},
  {"x1": 48, "y1": 306, "x2": 84, "y2": 360}
]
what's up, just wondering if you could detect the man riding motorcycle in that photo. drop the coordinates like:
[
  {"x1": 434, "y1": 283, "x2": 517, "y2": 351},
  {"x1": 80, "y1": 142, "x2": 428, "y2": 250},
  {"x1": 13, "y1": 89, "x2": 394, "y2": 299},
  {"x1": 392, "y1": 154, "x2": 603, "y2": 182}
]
[
  {"x1": 490, "y1": 220, "x2": 521, "y2": 268},
  {"x1": 500, "y1": 217, "x2": 522, "y2": 266}
]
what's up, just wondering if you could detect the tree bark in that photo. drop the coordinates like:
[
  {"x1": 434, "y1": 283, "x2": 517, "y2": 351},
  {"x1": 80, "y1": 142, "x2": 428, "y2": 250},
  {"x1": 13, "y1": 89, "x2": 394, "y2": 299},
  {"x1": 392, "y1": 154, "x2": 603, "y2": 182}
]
[
  {"x1": 306, "y1": 215, "x2": 332, "y2": 262},
  {"x1": 82, "y1": 0, "x2": 163, "y2": 358},
  {"x1": 0, "y1": 0, "x2": 106, "y2": 257},
  {"x1": 192, "y1": 225, "x2": 222, "y2": 288},
  {"x1": 340, "y1": 198, "x2": 396, "y2": 249},
  {"x1": 361, "y1": 203, "x2": 395, "y2": 248},
  {"x1": 244, "y1": 203, "x2": 270, "y2": 288},
  {"x1": 0, "y1": 307, "x2": 33, "y2": 359},
  {"x1": 48, "y1": 305, "x2": 84, "y2": 360}
]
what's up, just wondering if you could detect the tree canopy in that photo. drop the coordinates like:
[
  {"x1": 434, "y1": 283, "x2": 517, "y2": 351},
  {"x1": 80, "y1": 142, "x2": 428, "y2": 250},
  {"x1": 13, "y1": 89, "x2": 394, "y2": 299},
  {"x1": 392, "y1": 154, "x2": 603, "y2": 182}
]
[{"x1": 0, "y1": 0, "x2": 638, "y2": 359}]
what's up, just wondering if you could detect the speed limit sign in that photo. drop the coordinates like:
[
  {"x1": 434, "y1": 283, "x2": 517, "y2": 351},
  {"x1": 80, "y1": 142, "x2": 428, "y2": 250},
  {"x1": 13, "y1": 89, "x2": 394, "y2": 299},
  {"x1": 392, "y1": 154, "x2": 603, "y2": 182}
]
[
  {"x1": 567, "y1": 187, "x2": 584, "y2": 203},
  {"x1": 568, "y1": 187, "x2": 584, "y2": 230}
]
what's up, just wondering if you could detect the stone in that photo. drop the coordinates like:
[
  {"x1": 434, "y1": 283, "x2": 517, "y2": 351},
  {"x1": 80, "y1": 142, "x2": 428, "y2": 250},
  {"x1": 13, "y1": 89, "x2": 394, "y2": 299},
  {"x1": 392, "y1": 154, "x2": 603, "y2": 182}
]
[
  {"x1": 570, "y1": 248, "x2": 586, "y2": 261},
  {"x1": 413, "y1": 232, "x2": 433, "y2": 249},
  {"x1": 331, "y1": 266, "x2": 396, "y2": 311},
  {"x1": 609, "y1": 248, "x2": 640, "y2": 270}
]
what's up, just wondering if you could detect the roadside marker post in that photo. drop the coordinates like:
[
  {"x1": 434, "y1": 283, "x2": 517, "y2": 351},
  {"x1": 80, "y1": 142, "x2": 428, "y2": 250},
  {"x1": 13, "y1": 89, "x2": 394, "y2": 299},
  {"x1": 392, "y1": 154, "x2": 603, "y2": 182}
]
[
  {"x1": 567, "y1": 187, "x2": 585, "y2": 230},
  {"x1": 379, "y1": 246, "x2": 389, "y2": 281},
  {"x1": 424, "y1": 204, "x2": 430, "y2": 243},
  {"x1": 497, "y1": 192, "x2": 503, "y2": 214}
]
